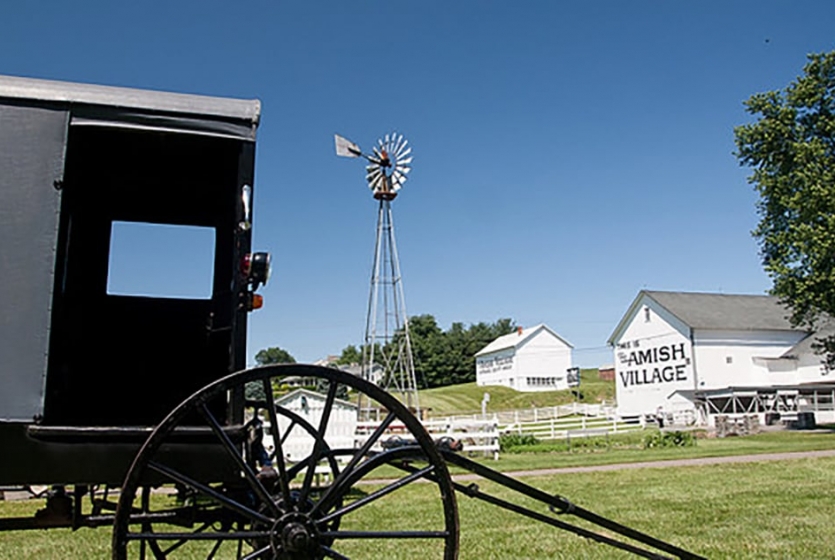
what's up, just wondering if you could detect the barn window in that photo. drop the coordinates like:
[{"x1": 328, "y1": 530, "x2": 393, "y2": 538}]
[
  {"x1": 644, "y1": 307, "x2": 651, "y2": 322},
  {"x1": 726, "y1": 356, "x2": 733, "y2": 364}
]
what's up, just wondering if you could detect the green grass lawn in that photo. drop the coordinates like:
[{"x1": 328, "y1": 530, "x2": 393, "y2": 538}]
[
  {"x1": 471, "y1": 428, "x2": 835, "y2": 473},
  {"x1": 2, "y1": 455, "x2": 835, "y2": 558},
  {"x1": 3, "y1": 430, "x2": 835, "y2": 559},
  {"x1": 417, "y1": 369, "x2": 615, "y2": 416}
]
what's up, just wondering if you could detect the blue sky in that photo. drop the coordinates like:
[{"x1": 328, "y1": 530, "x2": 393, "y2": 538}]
[{"x1": 3, "y1": 2, "x2": 835, "y2": 368}]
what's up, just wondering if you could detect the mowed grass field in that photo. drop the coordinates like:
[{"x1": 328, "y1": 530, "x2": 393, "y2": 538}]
[
  {"x1": 2, "y1": 450, "x2": 835, "y2": 558},
  {"x1": 418, "y1": 369, "x2": 615, "y2": 416}
]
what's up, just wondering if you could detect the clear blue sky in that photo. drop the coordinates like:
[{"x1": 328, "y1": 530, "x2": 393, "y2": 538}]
[{"x1": 3, "y1": 2, "x2": 834, "y2": 368}]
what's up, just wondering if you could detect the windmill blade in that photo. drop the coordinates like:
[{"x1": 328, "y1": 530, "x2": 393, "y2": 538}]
[
  {"x1": 389, "y1": 135, "x2": 403, "y2": 159},
  {"x1": 395, "y1": 134, "x2": 406, "y2": 154},
  {"x1": 366, "y1": 168, "x2": 383, "y2": 183},
  {"x1": 370, "y1": 174, "x2": 385, "y2": 191},
  {"x1": 393, "y1": 168, "x2": 409, "y2": 183},
  {"x1": 392, "y1": 171, "x2": 408, "y2": 190},
  {"x1": 334, "y1": 134, "x2": 362, "y2": 157},
  {"x1": 396, "y1": 147, "x2": 412, "y2": 162},
  {"x1": 394, "y1": 139, "x2": 409, "y2": 158},
  {"x1": 395, "y1": 156, "x2": 413, "y2": 167}
]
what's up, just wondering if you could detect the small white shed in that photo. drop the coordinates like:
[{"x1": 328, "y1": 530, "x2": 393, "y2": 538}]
[
  {"x1": 266, "y1": 388, "x2": 358, "y2": 462},
  {"x1": 475, "y1": 324, "x2": 574, "y2": 391}
]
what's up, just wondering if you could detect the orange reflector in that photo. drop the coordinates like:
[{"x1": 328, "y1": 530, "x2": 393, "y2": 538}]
[{"x1": 251, "y1": 294, "x2": 264, "y2": 310}]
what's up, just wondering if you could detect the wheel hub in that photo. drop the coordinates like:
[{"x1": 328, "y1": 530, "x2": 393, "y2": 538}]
[{"x1": 272, "y1": 512, "x2": 319, "y2": 557}]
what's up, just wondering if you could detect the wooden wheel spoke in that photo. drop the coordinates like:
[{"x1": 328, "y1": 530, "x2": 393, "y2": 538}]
[
  {"x1": 321, "y1": 545, "x2": 351, "y2": 559},
  {"x1": 242, "y1": 545, "x2": 274, "y2": 560},
  {"x1": 313, "y1": 411, "x2": 396, "y2": 515},
  {"x1": 279, "y1": 418, "x2": 297, "y2": 446},
  {"x1": 147, "y1": 538, "x2": 165, "y2": 560},
  {"x1": 298, "y1": 380, "x2": 339, "y2": 504},
  {"x1": 127, "y1": 530, "x2": 270, "y2": 541},
  {"x1": 261, "y1": 386, "x2": 294, "y2": 508},
  {"x1": 157, "y1": 522, "x2": 213, "y2": 555},
  {"x1": 148, "y1": 461, "x2": 273, "y2": 525},
  {"x1": 321, "y1": 529, "x2": 450, "y2": 540},
  {"x1": 206, "y1": 537, "x2": 223, "y2": 559},
  {"x1": 196, "y1": 403, "x2": 282, "y2": 519},
  {"x1": 318, "y1": 465, "x2": 435, "y2": 525}
]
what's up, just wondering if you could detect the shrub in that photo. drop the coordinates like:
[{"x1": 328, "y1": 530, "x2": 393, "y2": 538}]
[
  {"x1": 499, "y1": 433, "x2": 539, "y2": 452},
  {"x1": 643, "y1": 430, "x2": 696, "y2": 449}
]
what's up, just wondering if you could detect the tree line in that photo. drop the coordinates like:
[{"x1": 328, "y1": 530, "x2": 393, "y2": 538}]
[{"x1": 256, "y1": 315, "x2": 516, "y2": 389}]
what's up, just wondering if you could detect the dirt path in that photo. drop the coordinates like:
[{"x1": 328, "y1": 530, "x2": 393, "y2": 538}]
[{"x1": 450, "y1": 448, "x2": 835, "y2": 482}]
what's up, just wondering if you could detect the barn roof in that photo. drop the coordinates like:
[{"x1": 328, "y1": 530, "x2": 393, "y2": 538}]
[
  {"x1": 608, "y1": 290, "x2": 801, "y2": 345},
  {"x1": 475, "y1": 324, "x2": 573, "y2": 356}
]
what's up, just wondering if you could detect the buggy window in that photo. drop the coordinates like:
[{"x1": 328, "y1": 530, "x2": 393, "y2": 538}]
[{"x1": 107, "y1": 221, "x2": 216, "y2": 299}]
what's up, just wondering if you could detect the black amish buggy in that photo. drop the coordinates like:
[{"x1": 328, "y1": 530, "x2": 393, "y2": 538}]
[{"x1": 0, "y1": 75, "x2": 704, "y2": 559}]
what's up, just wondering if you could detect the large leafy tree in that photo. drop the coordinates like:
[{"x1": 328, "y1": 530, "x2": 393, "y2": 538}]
[
  {"x1": 734, "y1": 50, "x2": 835, "y2": 365},
  {"x1": 255, "y1": 346, "x2": 296, "y2": 365},
  {"x1": 406, "y1": 315, "x2": 517, "y2": 388},
  {"x1": 335, "y1": 344, "x2": 362, "y2": 365}
]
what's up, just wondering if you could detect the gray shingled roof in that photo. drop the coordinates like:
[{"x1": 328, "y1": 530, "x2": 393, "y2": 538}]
[
  {"x1": 608, "y1": 290, "x2": 803, "y2": 345},
  {"x1": 643, "y1": 291, "x2": 796, "y2": 331},
  {"x1": 781, "y1": 318, "x2": 835, "y2": 358}
]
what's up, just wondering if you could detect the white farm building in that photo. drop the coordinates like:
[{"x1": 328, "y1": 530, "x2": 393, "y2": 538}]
[
  {"x1": 267, "y1": 388, "x2": 357, "y2": 462},
  {"x1": 475, "y1": 324, "x2": 574, "y2": 391},
  {"x1": 608, "y1": 290, "x2": 835, "y2": 426}
]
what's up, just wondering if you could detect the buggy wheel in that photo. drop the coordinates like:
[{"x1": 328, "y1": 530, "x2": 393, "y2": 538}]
[{"x1": 112, "y1": 364, "x2": 459, "y2": 559}]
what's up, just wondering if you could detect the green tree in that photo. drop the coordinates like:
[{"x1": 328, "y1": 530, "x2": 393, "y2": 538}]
[
  {"x1": 336, "y1": 344, "x2": 362, "y2": 365},
  {"x1": 255, "y1": 346, "x2": 296, "y2": 365},
  {"x1": 734, "y1": 50, "x2": 835, "y2": 365},
  {"x1": 406, "y1": 315, "x2": 516, "y2": 388}
]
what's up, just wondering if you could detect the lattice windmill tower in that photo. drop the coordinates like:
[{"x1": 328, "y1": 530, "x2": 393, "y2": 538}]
[{"x1": 335, "y1": 132, "x2": 420, "y2": 416}]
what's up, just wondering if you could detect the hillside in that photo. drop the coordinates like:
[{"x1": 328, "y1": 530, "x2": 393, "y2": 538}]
[{"x1": 417, "y1": 368, "x2": 615, "y2": 416}]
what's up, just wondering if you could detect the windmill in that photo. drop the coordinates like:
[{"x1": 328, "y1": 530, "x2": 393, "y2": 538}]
[{"x1": 335, "y1": 132, "x2": 420, "y2": 417}]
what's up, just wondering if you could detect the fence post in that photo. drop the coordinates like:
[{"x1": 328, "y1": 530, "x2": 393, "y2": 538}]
[
  {"x1": 550, "y1": 418, "x2": 555, "y2": 439},
  {"x1": 582, "y1": 415, "x2": 586, "y2": 430}
]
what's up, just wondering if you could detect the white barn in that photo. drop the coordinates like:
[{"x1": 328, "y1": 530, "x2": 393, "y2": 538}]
[
  {"x1": 475, "y1": 324, "x2": 574, "y2": 391},
  {"x1": 267, "y1": 388, "x2": 358, "y2": 462},
  {"x1": 608, "y1": 290, "x2": 835, "y2": 425}
]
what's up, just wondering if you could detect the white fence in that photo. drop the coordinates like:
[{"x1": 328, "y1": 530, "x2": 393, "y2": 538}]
[
  {"x1": 500, "y1": 414, "x2": 642, "y2": 441},
  {"x1": 425, "y1": 402, "x2": 643, "y2": 448},
  {"x1": 432, "y1": 402, "x2": 617, "y2": 425},
  {"x1": 266, "y1": 402, "x2": 636, "y2": 467},
  {"x1": 355, "y1": 416, "x2": 501, "y2": 460}
]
